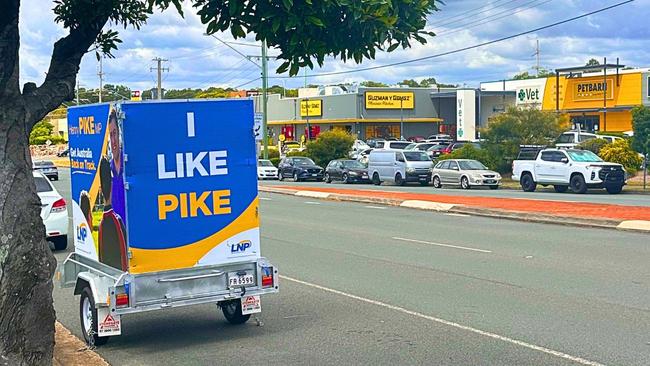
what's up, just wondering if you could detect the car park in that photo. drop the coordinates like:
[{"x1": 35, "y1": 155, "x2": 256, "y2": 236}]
[
  {"x1": 281, "y1": 140, "x2": 304, "y2": 153},
  {"x1": 432, "y1": 159, "x2": 501, "y2": 190},
  {"x1": 407, "y1": 136, "x2": 426, "y2": 142},
  {"x1": 278, "y1": 156, "x2": 324, "y2": 182},
  {"x1": 34, "y1": 171, "x2": 68, "y2": 250},
  {"x1": 257, "y1": 159, "x2": 279, "y2": 179},
  {"x1": 368, "y1": 150, "x2": 433, "y2": 186},
  {"x1": 426, "y1": 142, "x2": 451, "y2": 159},
  {"x1": 325, "y1": 159, "x2": 370, "y2": 183},
  {"x1": 512, "y1": 148, "x2": 626, "y2": 194},
  {"x1": 33, "y1": 160, "x2": 59, "y2": 180},
  {"x1": 366, "y1": 138, "x2": 385, "y2": 148}
]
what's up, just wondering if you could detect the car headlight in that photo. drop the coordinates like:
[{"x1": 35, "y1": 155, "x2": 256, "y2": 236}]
[
  {"x1": 406, "y1": 167, "x2": 416, "y2": 173},
  {"x1": 349, "y1": 171, "x2": 358, "y2": 176},
  {"x1": 496, "y1": 173, "x2": 501, "y2": 179}
]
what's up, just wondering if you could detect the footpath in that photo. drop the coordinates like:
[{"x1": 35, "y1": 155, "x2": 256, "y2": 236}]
[{"x1": 260, "y1": 185, "x2": 650, "y2": 233}]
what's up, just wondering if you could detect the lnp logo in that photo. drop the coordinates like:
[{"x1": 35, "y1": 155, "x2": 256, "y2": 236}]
[
  {"x1": 230, "y1": 240, "x2": 252, "y2": 253},
  {"x1": 76, "y1": 223, "x2": 88, "y2": 242}
]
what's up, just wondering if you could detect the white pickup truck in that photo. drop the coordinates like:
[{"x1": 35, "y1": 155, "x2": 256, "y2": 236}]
[{"x1": 512, "y1": 148, "x2": 626, "y2": 194}]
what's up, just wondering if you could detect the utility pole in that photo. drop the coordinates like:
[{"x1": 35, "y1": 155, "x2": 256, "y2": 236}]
[
  {"x1": 532, "y1": 39, "x2": 541, "y2": 77},
  {"x1": 261, "y1": 41, "x2": 269, "y2": 159},
  {"x1": 150, "y1": 57, "x2": 169, "y2": 100},
  {"x1": 98, "y1": 57, "x2": 105, "y2": 103}
]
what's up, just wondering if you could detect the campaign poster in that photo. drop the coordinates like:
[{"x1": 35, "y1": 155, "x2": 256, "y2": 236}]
[
  {"x1": 122, "y1": 100, "x2": 260, "y2": 274},
  {"x1": 68, "y1": 104, "x2": 128, "y2": 271}
]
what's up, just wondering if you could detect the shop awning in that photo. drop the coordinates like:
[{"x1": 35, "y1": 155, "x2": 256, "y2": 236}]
[
  {"x1": 557, "y1": 105, "x2": 637, "y2": 114},
  {"x1": 268, "y1": 117, "x2": 443, "y2": 126}
]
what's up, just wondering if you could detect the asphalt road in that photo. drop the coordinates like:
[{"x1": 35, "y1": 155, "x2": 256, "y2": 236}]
[
  {"x1": 261, "y1": 177, "x2": 650, "y2": 207},
  {"x1": 51, "y1": 168, "x2": 650, "y2": 365}
]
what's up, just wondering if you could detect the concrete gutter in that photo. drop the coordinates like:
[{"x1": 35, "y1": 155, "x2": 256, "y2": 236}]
[{"x1": 259, "y1": 186, "x2": 650, "y2": 233}]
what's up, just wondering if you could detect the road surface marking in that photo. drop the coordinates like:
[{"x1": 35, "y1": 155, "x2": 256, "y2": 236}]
[
  {"x1": 392, "y1": 236, "x2": 492, "y2": 254},
  {"x1": 304, "y1": 201, "x2": 321, "y2": 205},
  {"x1": 364, "y1": 205, "x2": 387, "y2": 210},
  {"x1": 445, "y1": 213, "x2": 470, "y2": 217},
  {"x1": 280, "y1": 275, "x2": 606, "y2": 366},
  {"x1": 260, "y1": 197, "x2": 273, "y2": 201}
]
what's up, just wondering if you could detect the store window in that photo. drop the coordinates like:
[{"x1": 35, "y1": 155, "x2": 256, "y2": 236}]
[{"x1": 365, "y1": 125, "x2": 400, "y2": 139}]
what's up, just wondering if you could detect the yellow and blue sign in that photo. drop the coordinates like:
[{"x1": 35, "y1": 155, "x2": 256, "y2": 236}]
[{"x1": 68, "y1": 100, "x2": 260, "y2": 274}]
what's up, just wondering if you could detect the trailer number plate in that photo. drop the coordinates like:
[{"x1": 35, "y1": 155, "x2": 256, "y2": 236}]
[{"x1": 228, "y1": 273, "x2": 255, "y2": 287}]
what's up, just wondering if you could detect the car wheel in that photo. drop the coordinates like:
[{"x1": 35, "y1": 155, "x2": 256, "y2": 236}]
[
  {"x1": 432, "y1": 176, "x2": 442, "y2": 188},
  {"x1": 80, "y1": 287, "x2": 109, "y2": 347},
  {"x1": 395, "y1": 173, "x2": 405, "y2": 186},
  {"x1": 520, "y1": 173, "x2": 537, "y2": 192},
  {"x1": 293, "y1": 172, "x2": 301, "y2": 182},
  {"x1": 489, "y1": 185, "x2": 499, "y2": 190},
  {"x1": 324, "y1": 173, "x2": 331, "y2": 183},
  {"x1": 606, "y1": 184, "x2": 623, "y2": 194},
  {"x1": 372, "y1": 173, "x2": 381, "y2": 186},
  {"x1": 554, "y1": 185, "x2": 568, "y2": 193},
  {"x1": 342, "y1": 173, "x2": 350, "y2": 184},
  {"x1": 220, "y1": 300, "x2": 251, "y2": 325},
  {"x1": 570, "y1": 174, "x2": 587, "y2": 194},
  {"x1": 460, "y1": 176, "x2": 471, "y2": 190},
  {"x1": 52, "y1": 235, "x2": 68, "y2": 251}
]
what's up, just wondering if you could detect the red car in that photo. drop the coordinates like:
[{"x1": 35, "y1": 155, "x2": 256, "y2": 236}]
[
  {"x1": 407, "y1": 136, "x2": 426, "y2": 143},
  {"x1": 440, "y1": 142, "x2": 481, "y2": 155}
]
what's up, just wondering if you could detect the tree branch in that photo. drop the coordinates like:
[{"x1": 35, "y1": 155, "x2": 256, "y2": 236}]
[
  {"x1": 22, "y1": 15, "x2": 110, "y2": 127},
  {"x1": 0, "y1": 0, "x2": 21, "y2": 99}
]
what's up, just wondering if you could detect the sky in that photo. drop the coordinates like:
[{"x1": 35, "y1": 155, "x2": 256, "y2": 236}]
[{"x1": 17, "y1": 0, "x2": 650, "y2": 94}]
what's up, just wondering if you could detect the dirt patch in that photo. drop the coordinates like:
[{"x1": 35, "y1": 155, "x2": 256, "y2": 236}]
[{"x1": 54, "y1": 321, "x2": 109, "y2": 366}]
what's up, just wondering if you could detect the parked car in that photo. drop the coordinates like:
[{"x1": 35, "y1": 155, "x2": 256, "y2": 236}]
[
  {"x1": 34, "y1": 171, "x2": 68, "y2": 250},
  {"x1": 512, "y1": 148, "x2": 626, "y2": 194},
  {"x1": 426, "y1": 142, "x2": 451, "y2": 159},
  {"x1": 352, "y1": 139, "x2": 370, "y2": 152},
  {"x1": 380, "y1": 141, "x2": 412, "y2": 150},
  {"x1": 411, "y1": 142, "x2": 440, "y2": 152},
  {"x1": 278, "y1": 156, "x2": 324, "y2": 182},
  {"x1": 33, "y1": 160, "x2": 58, "y2": 181},
  {"x1": 407, "y1": 136, "x2": 426, "y2": 143},
  {"x1": 427, "y1": 134, "x2": 452, "y2": 141},
  {"x1": 366, "y1": 138, "x2": 386, "y2": 148},
  {"x1": 432, "y1": 159, "x2": 501, "y2": 190},
  {"x1": 599, "y1": 135, "x2": 624, "y2": 144},
  {"x1": 355, "y1": 148, "x2": 373, "y2": 165},
  {"x1": 367, "y1": 150, "x2": 433, "y2": 186},
  {"x1": 555, "y1": 131, "x2": 598, "y2": 149},
  {"x1": 440, "y1": 141, "x2": 481, "y2": 155},
  {"x1": 281, "y1": 140, "x2": 304, "y2": 154},
  {"x1": 325, "y1": 159, "x2": 370, "y2": 184},
  {"x1": 57, "y1": 148, "x2": 69, "y2": 157},
  {"x1": 257, "y1": 159, "x2": 278, "y2": 180}
]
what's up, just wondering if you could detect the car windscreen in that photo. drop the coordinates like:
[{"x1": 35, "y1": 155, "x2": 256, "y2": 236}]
[
  {"x1": 458, "y1": 160, "x2": 487, "y2": 170},
  {"x1": 403, "y1": 151, "x2": 430, "y2": 161},
  {"x1": 556, "y1": 134, "x2": 574, "y2": 143},
  {"x1": 341, "y1": 160, "x2": 365, "y2": 169},
  {"x1": 390, "y1": 142, "x2": 411, "y2": 149},
  {"x1": 259, "y1": 160, "x2": 274, "y2": 167},
  {"x1": 404, "y1": 143, "x2": 417, "y2": 150},
  {"x1": 34, "y1": 176, "x2": 53, "y2": 192},
  {"x1": 567, "y1": 150, "x2": 603, "y2": 162},
  {"x1": 294, "y1": 157, "x2": 316, "y2": 165}
]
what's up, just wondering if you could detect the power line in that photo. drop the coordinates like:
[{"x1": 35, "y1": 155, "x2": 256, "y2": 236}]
[
  {"x1": 234, "y1": 77, "x2": 261, "y2": 89},
  {"x1": 436, "y1": 0, "x2": 553, "y2": 37},
  {"x1": 270, "y1": 0, "x2": 634, "y2": 80},
  {"x1": 433, "y1": 0, "x2": 518, "y2": 29}
]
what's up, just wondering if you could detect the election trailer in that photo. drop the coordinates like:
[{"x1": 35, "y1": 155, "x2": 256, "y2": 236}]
[{"x1": 59, "y1": 99, "x2": 278, "y2": 346}]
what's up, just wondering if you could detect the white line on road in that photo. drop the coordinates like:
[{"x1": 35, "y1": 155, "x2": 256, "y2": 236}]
[
  {"x1": 280, "y1": 275, "x2": 606, "y2": 366},
  {"x1": 304, "y1": 201, "x2": 321, "y2": 205},
  {"x1": 364, "y1": 205, "x2": 387, "y2": 210},
  {"x1": 260, "y1": 197, "x2": 273, "y2": 201},
  {"x1": 392, "y1": 236, "x2": 492, "y2": 253}
]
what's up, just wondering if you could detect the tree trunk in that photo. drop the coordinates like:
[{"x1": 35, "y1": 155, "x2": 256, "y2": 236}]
[{"x1": 0, "y1": 97, "x2": 57, "y2": 366}]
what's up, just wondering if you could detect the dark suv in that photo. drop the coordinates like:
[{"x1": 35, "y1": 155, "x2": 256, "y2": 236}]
[
  {"x1": 325, "y1": 159, "x2": 370, "y2": 184},
  {"x1": 278, "y1": 157, "x2": 324, "y2": 182}
]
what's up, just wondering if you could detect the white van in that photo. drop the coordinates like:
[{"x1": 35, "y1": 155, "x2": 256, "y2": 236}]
[
  {"x1": 368, "y1": 150, "x2": 433, "y2": 186},
  {"x1": 555, "y1": 131, "x2": 598, "y2": 149}
]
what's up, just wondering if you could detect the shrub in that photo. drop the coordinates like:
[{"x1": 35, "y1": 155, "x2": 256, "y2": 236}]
[
  {"x1": 269, "y1": 157, "x2": 281, "y2": 167},
  {"x1": 599, "y1": 139, "x2": 644, "y2": 175},
  {"x1": 305, "y1": 130, "x2": 355, "y2": 167},
  {"x1": 267, "y1": 148, "x2": 280, "y2": 159},
  {"x1": 437, "y1": 145, "x2": 497, "y2": 171},
  {"x1": 577, "y1": 138, "x2": 610, "y2": 155},
  {"x1": 286, "y1": 150, "x2": 308, "y2": 157}
]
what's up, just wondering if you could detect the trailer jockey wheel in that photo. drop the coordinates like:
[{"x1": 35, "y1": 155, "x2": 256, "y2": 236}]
[
  {"x1": 220, "y1": 300, "x2": 251, "y2": 325},
  {"x1": 80, "y1": 287, "x2": 109, "y2": 346}
]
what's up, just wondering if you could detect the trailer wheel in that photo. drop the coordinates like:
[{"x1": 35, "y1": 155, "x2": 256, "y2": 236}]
[
  {"x1": 220, "y1": 300, "x2": 251, "y2": 325},
  {"x1": 80, "y1": 287, "x2": 109, "y2": 346}
]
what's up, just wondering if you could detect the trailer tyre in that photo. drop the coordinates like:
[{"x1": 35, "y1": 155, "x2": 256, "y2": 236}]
[
  {"x1": 220, "y1": 300, "x2": 251, "y2": 325},
  {"x1": 80, "y1": 287, "x2": 109, "y2": 346}
]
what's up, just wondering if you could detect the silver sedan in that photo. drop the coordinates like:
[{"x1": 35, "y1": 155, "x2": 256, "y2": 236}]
[{"x1": 431, "y1": 159, "x2": 501, "y2": 189}]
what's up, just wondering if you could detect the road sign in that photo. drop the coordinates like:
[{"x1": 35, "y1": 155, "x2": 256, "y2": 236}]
[
  {"x1": 253, "y1": 113, "x2": 263, "y2": 141},
  {"x1": 131, "y1": 90, "x2": 142, "y2": 101}
]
